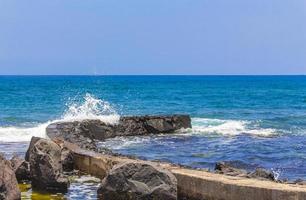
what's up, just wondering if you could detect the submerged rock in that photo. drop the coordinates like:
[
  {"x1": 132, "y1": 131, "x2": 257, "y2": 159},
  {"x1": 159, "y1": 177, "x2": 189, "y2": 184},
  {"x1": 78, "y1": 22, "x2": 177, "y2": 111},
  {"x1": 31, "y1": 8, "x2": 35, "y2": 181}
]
[
  {"x1": 46, "y1": 115, "x2": 192, "y2": 149},
  {"x1": 0, "y1": 154, "x2": 21, "y2": 200},
  {"x1": 10, "y1": 155, "x2": 30, "y2": 182},
  {"x1": 98, "y1": 161, "x2": 177, "y2": 200},
  {"x1": 28, "y1": 138, "x2": 69, "y2": 192}
]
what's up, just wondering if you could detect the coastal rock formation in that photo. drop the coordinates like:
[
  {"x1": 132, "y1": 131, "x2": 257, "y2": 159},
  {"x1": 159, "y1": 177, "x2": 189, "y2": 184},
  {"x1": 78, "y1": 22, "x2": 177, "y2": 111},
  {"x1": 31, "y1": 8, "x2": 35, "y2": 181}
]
[
  {"x1": 215, "y1": 162, "x2": 275, "y2": 181},
  {"x1": 0, "y1": 154, "x2": 21, "y2": 200},
  {"x1": 25, "y1": 136, "x2": 40, "y2": 161},
  {"x1": 46, "y1": 115, "x2": 191, "y2": 150},
  {"x1": 215, "y1": 161, "x2": 248, "y2": 177},
  {"x1": 248, "y1": 168, "x2": 275, "y2": 181},
  {"x1": 97, "y1": 161, "x2": 177, "y2": 200},
  {"x1": 28, "y1": 137, "x2": 69, "y2": 192},
  {"x1": 10, "y1": 155, "x2": 30, "y2": 182},
  {"x1": 61, "y1": 146, "x2": 74, "y2": 172}
]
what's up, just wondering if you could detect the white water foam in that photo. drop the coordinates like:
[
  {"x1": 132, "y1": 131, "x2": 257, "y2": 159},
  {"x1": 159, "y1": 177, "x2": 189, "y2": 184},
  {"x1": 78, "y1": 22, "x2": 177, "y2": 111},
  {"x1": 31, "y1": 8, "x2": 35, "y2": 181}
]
[
  {"x1": 190, "y1": 118, "x2": 277, "y2": 137},
  {"x1": 0, "y1": 94, "x2": 120, "y2": 142}
]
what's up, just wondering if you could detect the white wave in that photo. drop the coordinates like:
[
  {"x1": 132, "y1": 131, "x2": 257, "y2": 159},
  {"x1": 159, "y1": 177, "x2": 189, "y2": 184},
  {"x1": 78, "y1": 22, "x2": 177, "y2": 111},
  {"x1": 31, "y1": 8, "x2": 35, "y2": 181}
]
[
  {"x1": 191, "y1": 118, "x2": 277, "y2": 137},
  {"x1": 0, "y1": 93, "x2": 120, "y2": 142}
]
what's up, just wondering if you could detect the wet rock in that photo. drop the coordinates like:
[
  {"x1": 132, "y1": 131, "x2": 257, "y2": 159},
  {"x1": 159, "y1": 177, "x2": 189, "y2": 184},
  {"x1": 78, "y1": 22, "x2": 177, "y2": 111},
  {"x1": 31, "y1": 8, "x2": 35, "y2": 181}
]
[
  {"x1": 46, "y1": 115, "x2": 191, "y2": 148},
  {"x1": 46, "y1": 121, "x2": 99, "y2": 151},
  {"x1": 248, "y1": 168, "x2": 275, "y2": 181},
  {"x1": 215, "y1": 161, "x2": 248, "y2": 177},
  {"x1": 0, "y1": 154, "x2": 21, "y2": 200},
  {"x1": 10, "y1": 155, "x2": 30, "y2": 182},
  {"x1": 98, "y1": 161, "x2": 177, "y2": 200},
  {"x1": 28, "y1": 138, "x2": 69, "y2": 192}
]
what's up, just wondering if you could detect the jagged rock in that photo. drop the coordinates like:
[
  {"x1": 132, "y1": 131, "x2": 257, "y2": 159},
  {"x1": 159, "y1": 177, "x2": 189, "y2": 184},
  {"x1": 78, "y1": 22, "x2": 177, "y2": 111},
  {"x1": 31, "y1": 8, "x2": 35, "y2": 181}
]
[
  {"x1": 97, "y1": 161, "x2": 177, "y2": 200},
  {"x1": 10, "y1": 155, "x2": 30, "y2": 182},
  {"x1": 46, "y1": 115, "x2": 192, "y2": 150},
  {"x1": 28, "y1": 138, "x2": 69, "y2": 192},
  {"x1": 215, "y1": 161, "x2": 248, "y2": 177},
  {"x1": 25, "y1": 136, "x2": 40, "y2": 161},
  {"x1": 0, "y1": 154, "x2": 21, "y2": 200},
  {"x1": 61, "y1": 147, "x2": 74, "y2": 172},
  {"x1": 248, "y1": 168, "x2": 275, "y2": 181}
]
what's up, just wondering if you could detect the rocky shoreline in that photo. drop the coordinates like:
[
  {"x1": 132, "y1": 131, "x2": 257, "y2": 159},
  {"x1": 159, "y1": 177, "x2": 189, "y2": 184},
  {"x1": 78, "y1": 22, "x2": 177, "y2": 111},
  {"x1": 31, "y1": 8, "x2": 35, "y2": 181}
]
[{"x1": 1, "y1": 115, "x2": 306, "y2": 200}]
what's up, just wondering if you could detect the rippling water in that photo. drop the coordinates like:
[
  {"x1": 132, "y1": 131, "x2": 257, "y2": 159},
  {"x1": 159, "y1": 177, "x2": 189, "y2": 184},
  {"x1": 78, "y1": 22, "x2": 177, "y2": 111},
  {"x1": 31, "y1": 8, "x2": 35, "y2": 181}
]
[{"x1": 0, "y1": 76, "x2": 306, "y2": 195}]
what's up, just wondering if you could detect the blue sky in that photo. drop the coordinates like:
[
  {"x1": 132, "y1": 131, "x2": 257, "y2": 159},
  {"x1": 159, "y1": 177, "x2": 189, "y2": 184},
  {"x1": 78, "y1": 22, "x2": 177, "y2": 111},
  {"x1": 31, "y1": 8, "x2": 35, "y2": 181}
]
[{"x1": 0, "y1": 0, "x2": 305, "y2": 75}]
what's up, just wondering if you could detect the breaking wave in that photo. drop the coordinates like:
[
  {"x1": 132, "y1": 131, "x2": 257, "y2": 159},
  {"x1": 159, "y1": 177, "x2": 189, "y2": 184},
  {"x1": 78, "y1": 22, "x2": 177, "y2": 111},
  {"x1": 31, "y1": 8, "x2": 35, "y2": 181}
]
[
  {"x1": 190, "y1": 118, "x2": 278, "y2": 137},
  {"x1": 0, "y1": 94, "x2": 119, "y2": 142}
]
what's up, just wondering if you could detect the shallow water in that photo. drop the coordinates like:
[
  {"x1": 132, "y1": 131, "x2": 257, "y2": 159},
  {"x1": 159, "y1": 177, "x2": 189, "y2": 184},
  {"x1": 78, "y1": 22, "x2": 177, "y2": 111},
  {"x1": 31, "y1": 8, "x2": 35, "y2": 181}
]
[{"x1": 0, "y1": 76, "x2": 306, "y2": 189}]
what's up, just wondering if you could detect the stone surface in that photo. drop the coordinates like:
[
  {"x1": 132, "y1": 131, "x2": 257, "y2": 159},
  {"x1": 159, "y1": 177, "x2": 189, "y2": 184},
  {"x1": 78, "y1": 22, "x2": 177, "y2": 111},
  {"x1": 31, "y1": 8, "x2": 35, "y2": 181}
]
[
  {"x1": 25, "y1": 136, "x2": 40, "y2": 161},
  {"x1": 28, "y1": 138, "x2": 69, "y2": 192},
  {"x1": 61, "y1": 147, "x2": 74, "y2": 172},
  {"x1": 248, "y1": 168, "x2": 275, "y2": 181},
  {"x1": 10, "y1": 155, "x2": 30, "y2": 182},
  {"x1": 0, "y1": 154, "x2": 21, "y2": 200},
  {"x1": 46, "y1": 115, "x2": 192, "y2": 150},
  {"x1": 215, "y1": 161, "x2": 248, "y2": 177},
  {"x1": 97, "y1": 161, "x2": 177, "y2": 200}
]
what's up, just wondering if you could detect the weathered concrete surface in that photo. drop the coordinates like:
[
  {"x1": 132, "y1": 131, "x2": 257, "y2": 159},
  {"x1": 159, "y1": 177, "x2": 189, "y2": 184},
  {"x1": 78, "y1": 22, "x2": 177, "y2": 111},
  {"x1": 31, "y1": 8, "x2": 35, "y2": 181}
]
[
  {"x1": 63, "y1": 143, "x2": 306, "y2": 200},
  {"x1": 46, "y1": 115, "x2": 191, "y2": 149}
]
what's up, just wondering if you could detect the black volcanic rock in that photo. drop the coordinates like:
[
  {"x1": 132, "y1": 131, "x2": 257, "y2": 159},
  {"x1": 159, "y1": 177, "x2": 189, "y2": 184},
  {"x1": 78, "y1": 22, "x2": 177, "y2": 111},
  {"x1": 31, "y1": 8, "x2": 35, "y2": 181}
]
[
  {"x1": 97, "y1": 161, "x2": 177, "y2": 200},
  {"x1": 46, "y1": 115, "x2": 192, "y2": 150}
]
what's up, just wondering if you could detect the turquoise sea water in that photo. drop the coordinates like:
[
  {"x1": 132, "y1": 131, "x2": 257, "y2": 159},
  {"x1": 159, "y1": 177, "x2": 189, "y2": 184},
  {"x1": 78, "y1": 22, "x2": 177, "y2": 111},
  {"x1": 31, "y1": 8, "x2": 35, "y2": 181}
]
[{"x1": 1, "y1": 76, "x2": 306, "y2": 188}]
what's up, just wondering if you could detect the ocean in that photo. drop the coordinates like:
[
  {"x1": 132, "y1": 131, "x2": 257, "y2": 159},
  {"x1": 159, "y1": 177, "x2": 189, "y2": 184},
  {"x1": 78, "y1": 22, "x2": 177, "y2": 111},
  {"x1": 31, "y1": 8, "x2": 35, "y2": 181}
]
[{"x1": 1, "y1": 75, "x2": 306, "y2": 197}]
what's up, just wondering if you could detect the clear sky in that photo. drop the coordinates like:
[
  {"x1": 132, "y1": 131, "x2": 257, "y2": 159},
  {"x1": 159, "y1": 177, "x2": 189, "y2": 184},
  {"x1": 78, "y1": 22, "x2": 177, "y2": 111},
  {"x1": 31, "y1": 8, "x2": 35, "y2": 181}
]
[{"x1": 0, "y1": 0, "x2": 305, "y2": 75}]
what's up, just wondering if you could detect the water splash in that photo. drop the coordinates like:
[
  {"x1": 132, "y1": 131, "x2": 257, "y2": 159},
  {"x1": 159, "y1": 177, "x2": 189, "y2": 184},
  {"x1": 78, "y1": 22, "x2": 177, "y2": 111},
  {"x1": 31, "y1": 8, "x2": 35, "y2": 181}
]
[{"x1": 0, "y1": 94, "x2": 120, "y2": 142}]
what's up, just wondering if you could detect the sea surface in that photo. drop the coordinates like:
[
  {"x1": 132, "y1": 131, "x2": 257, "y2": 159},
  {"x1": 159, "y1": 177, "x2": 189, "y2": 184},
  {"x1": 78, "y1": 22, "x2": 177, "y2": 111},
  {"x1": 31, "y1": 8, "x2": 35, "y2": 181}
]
[{"x1": 1, "y1": 75, "x2": 306, "y2": 198}]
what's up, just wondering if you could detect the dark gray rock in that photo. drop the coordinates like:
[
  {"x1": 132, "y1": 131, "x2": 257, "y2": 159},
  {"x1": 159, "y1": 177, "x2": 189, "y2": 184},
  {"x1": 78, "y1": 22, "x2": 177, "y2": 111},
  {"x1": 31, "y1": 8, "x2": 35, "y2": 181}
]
[
  {"x1": 25, "y1": 136, "x2": 40, "y2": 161},
  {"x1": 28, "y1": 138, "x2": 69, "y2": 192},
  {"x1": 215, "y1": 161, "x2": 248, "y2": 177},
  {"x1": 248, "y1": 168, "x2": 275, "y2": 181},
  {"x1": 46, "y1": 115, "x2": 191, "y2": 150},
  {"x1": 0, "y1": 154, "x2": 21, "y2": 200},
  {"x1": 61, "y1": 147, "x2": 74, "y2": 172},
  {"x1": 97, "y1": 161, "x2": 177, "y2": 200},
  {"x1": 10, "y1": 155, "x2": 30, "y2": 182}
]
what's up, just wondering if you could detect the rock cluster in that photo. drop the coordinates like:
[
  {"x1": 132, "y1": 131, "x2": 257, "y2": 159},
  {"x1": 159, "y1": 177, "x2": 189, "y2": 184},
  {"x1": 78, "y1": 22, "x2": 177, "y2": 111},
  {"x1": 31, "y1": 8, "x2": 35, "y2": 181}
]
[
  {"x1": 0, "y1": 154, "x2": 21, "y2": 200},
  {"x1": 98, "y1": 161, "x2": 177, "y2": 200},
  {"x1": 46, "y1": 115, "x2": 191, "y2": 151},
  {"x1": 215, "y1": 161, "x2": 275, "y2": 181}
]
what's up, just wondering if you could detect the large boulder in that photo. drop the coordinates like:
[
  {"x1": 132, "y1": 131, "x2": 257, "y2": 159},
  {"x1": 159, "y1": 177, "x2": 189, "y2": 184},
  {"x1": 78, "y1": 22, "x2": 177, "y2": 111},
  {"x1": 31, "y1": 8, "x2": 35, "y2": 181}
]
[
  {"x1": 25, "y1": 136, "x2": 40, "y2": 161},
  {"x1": 10, "y1": 155, "x2": 30, "y2": 182},
  {"x1": 28, "y1": 138, "x2": 69, "y2": 192},
  {"x1": 46, "y1": 115, "x2": 192, "y2": 148},
  {"x1": 97, "y1": 161, "x2": 177, "y2": 200},
  {"x1": 0, "y1": 154, "x2": 21, "y2": 200}
]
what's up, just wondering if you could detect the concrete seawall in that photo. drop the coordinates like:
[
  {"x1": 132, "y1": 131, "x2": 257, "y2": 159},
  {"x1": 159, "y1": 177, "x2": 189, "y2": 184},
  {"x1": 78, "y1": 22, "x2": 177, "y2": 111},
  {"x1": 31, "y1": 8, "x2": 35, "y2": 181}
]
[{"x1": 63, "y1": 142, "x2": 306, "y2": 200}]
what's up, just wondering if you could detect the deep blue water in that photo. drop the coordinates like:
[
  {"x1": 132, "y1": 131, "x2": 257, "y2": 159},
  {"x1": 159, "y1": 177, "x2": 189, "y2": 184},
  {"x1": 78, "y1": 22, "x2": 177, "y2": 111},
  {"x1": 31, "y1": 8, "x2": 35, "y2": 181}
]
[{"x1": 1, "y1": 76, "x2": 306, "y2": 182}]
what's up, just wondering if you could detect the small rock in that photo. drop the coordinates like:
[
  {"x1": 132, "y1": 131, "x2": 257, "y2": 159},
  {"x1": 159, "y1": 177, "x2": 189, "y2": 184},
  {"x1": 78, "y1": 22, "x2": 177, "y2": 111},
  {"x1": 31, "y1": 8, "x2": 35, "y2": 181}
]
[
  {"x1": 10, "y1": 155, "x2": 30, "y2": 182},
  {"x1": 98, "y1": 161, "x2": 177, "y2": 200},
  {"x1": 0, "y1": 154, "x2": 21, "y2": 200},
  {"x1": 248, "y1": 168, "x2": 275, "y2": 181},
  {"x1": 215, "y1": 162, "x2": 248, "y2": 177},
  {"x1": 28, "y1": 138, "x2": 69, "y2": 192}
]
